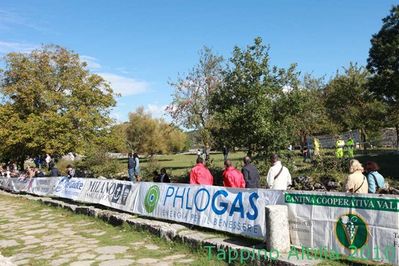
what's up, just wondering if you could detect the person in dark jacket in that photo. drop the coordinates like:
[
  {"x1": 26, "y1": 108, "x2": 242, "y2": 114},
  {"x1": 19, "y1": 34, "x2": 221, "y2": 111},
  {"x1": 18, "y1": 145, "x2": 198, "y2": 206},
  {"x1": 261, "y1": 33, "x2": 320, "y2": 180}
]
[
  {"x1": 242, "y1": 156, "x2": 260, "y2": 188},
  {"x1": 48, "y1": 162, "x2": 60, "y2": 177},
  {"x1": 154, "y1": 168, "x2": 171, "y2": 183},
  {"x1": 127, "y1": 152, "x2": 136, "y2": 182}
]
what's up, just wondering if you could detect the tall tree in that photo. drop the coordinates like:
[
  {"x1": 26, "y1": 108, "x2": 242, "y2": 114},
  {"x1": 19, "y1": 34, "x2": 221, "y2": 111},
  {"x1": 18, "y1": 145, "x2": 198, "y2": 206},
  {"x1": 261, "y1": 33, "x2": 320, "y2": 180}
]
[
  {"x1": 324, "y1": 63, "x2": 387, "y2": 146},
  {"x1": 0, "y1": 45, "x2": 116, "y2": 167},
  {"x1": 210, "y1": 37, "x2": 298, "y2": 155},
  {"x1": 278, "y1": 75, "x2": 336, "y2": 145},
  {"x1": 367, "y1": 5, "x2": 399, "y2": 147},
  {"x1": 126, "y1": 107, "x2": 187, "y2": 155},
  {"x1": 167, "y1": 47, "x2": 224, "y2": 149}
]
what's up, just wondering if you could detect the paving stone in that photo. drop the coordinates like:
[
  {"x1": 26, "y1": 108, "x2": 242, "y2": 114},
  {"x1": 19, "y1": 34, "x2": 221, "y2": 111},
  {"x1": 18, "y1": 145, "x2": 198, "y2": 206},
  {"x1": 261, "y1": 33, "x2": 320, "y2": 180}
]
[
  {"x1": 144, "y1": 244, "x2": 159, "y2": 250},
  {"x1": 59, "y1": 252, "x2": 78, "y2": 259},
  {"x1": 99, "y1": 259, "x2": 135, "y2": 266},
  {"x1": 96, "y1": 254, "x2": 116, "y2": 260},
  {"x1": 74, "y1": 247, "x2": 91, "y2": 253},
  {"x1": 11, "y1": 253, "x2": 36, "y2": 261},
  {"x1": 77, "y1": 253, "x2": 97, "y2": 260},
  {"x1": 50, "y1": 258, "x2": 70, "y2": 266},
  {"x1": 24, "y1": 237, "x2": 41, "y2": 245},
  {"x1": 14, "y1": 258, "x2": 30, "y2": 265},
  {"x1": 136, "y1": 258, "x2": 159, "y2": 264},
  {"x1": 177, "y1": 259, "x2": 195, "y2": 263},
  {"x1": 70, "y1": 260, "x2": 96, "y2": 266},
  {"x1": 25, "y1": 228, "x2": 48, "y2": 235},
  {"x1": 94, "y1": 246, "x2": 129, "y2": 254},
  {"x1": 0, "y1": 240, "x2": 19, "y2": 248}
]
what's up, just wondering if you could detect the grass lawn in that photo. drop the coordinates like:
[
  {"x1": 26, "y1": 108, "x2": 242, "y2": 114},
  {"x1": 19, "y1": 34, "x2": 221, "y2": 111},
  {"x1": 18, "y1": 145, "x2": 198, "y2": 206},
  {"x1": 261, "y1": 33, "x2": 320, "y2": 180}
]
[{"x1": 114, "y1": 149, "x2": 399, "y2": 189}]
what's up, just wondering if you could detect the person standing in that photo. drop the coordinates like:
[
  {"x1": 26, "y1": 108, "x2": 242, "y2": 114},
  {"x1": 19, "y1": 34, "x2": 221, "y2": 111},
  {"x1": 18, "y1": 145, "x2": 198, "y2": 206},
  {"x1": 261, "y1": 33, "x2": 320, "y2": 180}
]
[
  {"x1": 345, "y1": 159, "x2": 368, "y2": 194},
  {"x1": 223, "y1": 160, "x2": 245, "y2": 188},
  {"x1": 345, "y1": 137, "x2": 355, "y2": 158},
  {"x1": 133, "y1": 153, "x2": 140, "y2": 181},
  {"x1": 49, "y1": 162, "x2": 60, "y2": 177},
  {"x1": 222, "y1": 145, "x2": 229, "y2": 161},
  {"x1": 365, "y1": 161, "x2": 384, "y2": 193},
  {"x1": 189, "y1": 157, "x2": 213, "y2": 185},
  {"x1": 313, "y1": 137, "x2": 320, "y2": 157},
  {"x1": 266, "y1": 154, "x2": 292, "y2": 190},
  {"x1": 335, "y1": 136, "x2": 345, "y2": 159},
  {"x1": 45, "y1": 154, "x2": 52, "y2": 169},
  {"x1": 66, "y1": 164, "x2": 75, "y2": 179},
  {"x1": 242, "y1": 156, "x2": 260, "y2": 188},
  {"x1": 154, "y1": 168, "x2": 171, "y2": 183},
  {"x1": 127, "y1": 153, "x2": 136, "y2": 182}
]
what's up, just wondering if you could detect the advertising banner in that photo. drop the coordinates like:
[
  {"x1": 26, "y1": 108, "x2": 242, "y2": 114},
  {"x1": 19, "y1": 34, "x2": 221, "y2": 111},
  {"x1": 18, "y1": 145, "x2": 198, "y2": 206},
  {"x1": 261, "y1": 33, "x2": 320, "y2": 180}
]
[
  {"x1": 52, "y1": 177, "x2": 85, "y2": 200},
  {"x1": 285, "y1": 191, "x2": 399, "y2": 264},
  {"x1": 78, "y1": 178, "x2": 139, "y2": 212},
  {"x1": 29, "y1": 177, "x2": 61, "y2": 196},
  {"x1": 132, "y1": 182, "x2": 284, "y2": 239}
]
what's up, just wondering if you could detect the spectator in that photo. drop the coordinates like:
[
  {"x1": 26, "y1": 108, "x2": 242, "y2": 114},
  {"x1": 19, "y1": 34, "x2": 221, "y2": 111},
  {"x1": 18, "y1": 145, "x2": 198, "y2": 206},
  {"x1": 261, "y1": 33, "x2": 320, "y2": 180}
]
[
  {"x1": 365, "y1": 161, "x2": 384, "y2": 193},
  {"x1": 242, "y1": 156, "x2": 260, "y2": 188},
  {"x1": 127, "y1": 152, "x2": 136, "y2": 182},
  {"x1": 66, "y1": 164, "x2": 75, "y2": 179},
  {"x1": 266, "y1": 154, "x2": 292, "y2": 190},
  {"x1": 35, "y1": 168, "x2": 45, "y2": 177},
  {"x1": 133, "y1": 153, "x2": 140, "y2": 182},
  {"x1": 222, "y1": 146, "x2": 229, "y2": 161},
  {"x1": 45, "y1": 154, "x2": 52, "y2": 169},
  {"x1": 223, "y1": 160, "x2": 245, "y2": 188},
  {"x1": 190, "y1": 157, "x2": 213, "y2": 185},
  {"x1": 345, "y1": 159, "x2": 368, "y2": 194},
  {"x1": 154, "y1": 168, "x2": 171, "y2": 183},
  {"x1": 49, "y1": 162, "x2": 60, "y2": 177}
]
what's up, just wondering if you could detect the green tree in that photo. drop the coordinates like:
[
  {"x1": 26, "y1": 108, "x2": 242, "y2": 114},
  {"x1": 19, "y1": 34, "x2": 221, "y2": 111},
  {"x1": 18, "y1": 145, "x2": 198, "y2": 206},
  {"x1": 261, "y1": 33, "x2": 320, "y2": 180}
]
[
  {"x1": 210, "y1": 37, "x2": 298, "y2": 155},
  {"x1": 278, "y1": 75, "x2": 336, "y2": 145},
  {"x1": 126, "y1": 107, "x2": 187, "y2": 155},
  {"x1": 324, "y1": 63, "x2": 387, "y2": 146},
  {"x1": 167, "y1": 47, "x2": 224, "y2": 149},
  {"x1": 367, "y1": 5, "x2": 399, "y2": 147},
  {"x1": 0, "y1": 45, "x2": 116, "y2": 167}
]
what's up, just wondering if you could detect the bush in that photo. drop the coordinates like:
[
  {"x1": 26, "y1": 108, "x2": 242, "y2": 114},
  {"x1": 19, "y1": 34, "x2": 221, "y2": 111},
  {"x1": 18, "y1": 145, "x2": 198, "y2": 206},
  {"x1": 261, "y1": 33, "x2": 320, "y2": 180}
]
[{"x1": 75, "y1": 147, "x2": 124, "y2": 179}]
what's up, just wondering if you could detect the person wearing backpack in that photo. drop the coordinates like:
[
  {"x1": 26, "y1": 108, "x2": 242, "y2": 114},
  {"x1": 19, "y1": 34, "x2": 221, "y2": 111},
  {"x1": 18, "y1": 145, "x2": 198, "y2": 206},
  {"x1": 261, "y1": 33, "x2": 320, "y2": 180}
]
[
  {"x1": 365, "y1": 161, "x2": 385, "y2": 193},
  {"x1": 266, "y1": 154, "x2": 291, "y2": 190},
  {"x1": 345, "y1": 159, "x2": 368, "y2": 194}
]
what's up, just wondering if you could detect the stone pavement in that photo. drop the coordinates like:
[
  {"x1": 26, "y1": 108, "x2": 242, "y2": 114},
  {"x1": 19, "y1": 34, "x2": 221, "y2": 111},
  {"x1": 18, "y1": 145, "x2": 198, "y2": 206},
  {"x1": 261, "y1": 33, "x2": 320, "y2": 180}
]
[{"x1": 0, "y1": 193, "x2": 204, "y2": 266}]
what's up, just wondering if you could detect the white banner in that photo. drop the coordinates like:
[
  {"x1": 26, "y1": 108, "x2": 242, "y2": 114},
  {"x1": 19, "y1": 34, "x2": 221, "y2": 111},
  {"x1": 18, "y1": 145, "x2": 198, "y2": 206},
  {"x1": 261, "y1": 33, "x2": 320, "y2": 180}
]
[
  {"x1": 30, "y1": 177, "x2": 60, "y2": 196},
  {"x1": 285, "y1": 191, "x2": 399, "y2": 264},
  {"x1": 132, "y1": 182, "x2": 283, "y2": 239},
  {"x1": 78, "y1": 178, "x2": 140, "y2": 212},
  {"x1": 52, "y1": 177, "x2": 85, "y2": 200}
]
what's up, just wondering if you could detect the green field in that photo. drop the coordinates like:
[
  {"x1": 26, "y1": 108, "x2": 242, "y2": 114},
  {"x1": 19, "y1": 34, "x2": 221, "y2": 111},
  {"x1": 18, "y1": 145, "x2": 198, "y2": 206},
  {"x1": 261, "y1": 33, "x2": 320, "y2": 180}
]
[{"x1": 116, "y1": 149, "x2": 399, "y2": 190}]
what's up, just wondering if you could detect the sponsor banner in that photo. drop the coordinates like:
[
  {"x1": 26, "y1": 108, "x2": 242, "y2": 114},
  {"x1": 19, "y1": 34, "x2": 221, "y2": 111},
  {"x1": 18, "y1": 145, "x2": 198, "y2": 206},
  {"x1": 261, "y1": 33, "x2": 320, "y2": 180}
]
[
  {"x1": 0, "y1": 177, "x2": 11, "y2": 190},
  {"x1": 2, "y1": 177, "x2": 33, "y2": 193},
  {"x1": 29, "y1": 177, "x2": 60, "y2": 196},
  {"x1": 79, "y1": 179, "x2": 139, "y2": 212},
  {"x1": 285, "y1": 191, "x2": 399, "y2": 264},
  {"x1": 53, "y1": 177, "x2": 85, "y2": 200},
  {"x1": 132, "y1": 182, "x2": 284, "y2": 239}
]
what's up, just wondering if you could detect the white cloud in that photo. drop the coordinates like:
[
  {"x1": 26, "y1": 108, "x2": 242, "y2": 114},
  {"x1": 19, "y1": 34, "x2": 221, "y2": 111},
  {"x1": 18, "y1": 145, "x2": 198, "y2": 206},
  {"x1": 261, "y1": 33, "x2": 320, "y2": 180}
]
[
  {"x1": 0, "y1": 40, "x2": 37, "y2": 54},
  {"x1": 99, "y1": 72, "x2": 149, "y2": 96},
  {"x1": 0, "y1": 9, "x2": 45, "y2": 32},
  {"x1": 80, "y1": 55, "x2": 101, "y2": 69},
  {"x1": 146, "y1": 104, "x2": 168, "y2": 119}
]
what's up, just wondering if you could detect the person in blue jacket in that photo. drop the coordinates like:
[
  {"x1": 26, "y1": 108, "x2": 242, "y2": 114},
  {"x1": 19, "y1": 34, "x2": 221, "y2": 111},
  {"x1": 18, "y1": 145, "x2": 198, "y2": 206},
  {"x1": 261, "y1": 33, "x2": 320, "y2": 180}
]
[{"x1": 365, "y1": 161, "x2": 385, "y2": 193}]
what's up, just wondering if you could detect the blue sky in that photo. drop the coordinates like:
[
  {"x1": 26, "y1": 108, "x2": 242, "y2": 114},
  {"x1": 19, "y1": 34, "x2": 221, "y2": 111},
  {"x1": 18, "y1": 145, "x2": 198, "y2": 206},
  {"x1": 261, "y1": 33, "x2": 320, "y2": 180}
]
[{"x1": 0, "y1": 0, "x2": 397, "y2": 122}]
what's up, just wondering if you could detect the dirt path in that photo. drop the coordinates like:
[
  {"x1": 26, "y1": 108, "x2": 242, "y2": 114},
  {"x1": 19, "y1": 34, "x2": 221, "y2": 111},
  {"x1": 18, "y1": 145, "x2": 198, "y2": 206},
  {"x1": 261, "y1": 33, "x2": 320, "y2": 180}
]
[{"x1": 0, "y1": 192, "x2": 221, "y2": 266}]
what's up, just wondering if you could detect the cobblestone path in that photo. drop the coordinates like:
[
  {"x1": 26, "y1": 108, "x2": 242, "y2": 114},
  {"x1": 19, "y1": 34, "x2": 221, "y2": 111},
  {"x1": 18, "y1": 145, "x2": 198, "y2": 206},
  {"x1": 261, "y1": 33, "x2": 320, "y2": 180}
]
[{"x1": 0, "y1": 192, "x2": 220, "y2": 266}]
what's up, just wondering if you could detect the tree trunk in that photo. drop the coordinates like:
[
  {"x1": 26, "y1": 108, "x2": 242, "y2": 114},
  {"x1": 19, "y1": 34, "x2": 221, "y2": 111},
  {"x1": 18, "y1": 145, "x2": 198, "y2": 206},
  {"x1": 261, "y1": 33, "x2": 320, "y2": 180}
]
[
  {"x1": 396, "y1": 124, "x2": 399, "y2": 150},
  {"x1": 361, "y1": 128, "x2": 367, "y2": 151}
]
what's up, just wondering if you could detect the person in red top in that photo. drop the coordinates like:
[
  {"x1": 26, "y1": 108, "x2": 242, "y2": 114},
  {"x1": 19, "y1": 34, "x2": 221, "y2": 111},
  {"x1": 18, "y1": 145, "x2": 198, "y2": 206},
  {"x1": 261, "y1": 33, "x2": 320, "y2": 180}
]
[
  {"x1": 189, "y1": 157, "x2": 214, "y2": 185},
  {"x1": 223, "y1": 160, "x2": 246, "y2": 188}
]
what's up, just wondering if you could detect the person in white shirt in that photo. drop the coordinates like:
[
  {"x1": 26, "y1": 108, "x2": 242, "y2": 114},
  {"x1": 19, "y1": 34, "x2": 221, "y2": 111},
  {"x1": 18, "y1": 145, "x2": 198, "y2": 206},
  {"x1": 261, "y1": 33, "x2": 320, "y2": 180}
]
[{"x1": 266, "y1": 154, "x2": 292, "y2": 190}]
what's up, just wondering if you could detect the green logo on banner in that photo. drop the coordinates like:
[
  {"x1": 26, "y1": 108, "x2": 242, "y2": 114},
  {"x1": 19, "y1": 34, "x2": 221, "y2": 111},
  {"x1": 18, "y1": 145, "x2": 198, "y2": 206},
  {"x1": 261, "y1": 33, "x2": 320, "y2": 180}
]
[
  {"x1": 336, "y1": 213, "x2": 368, "y2": 249},
  {"x1": 144, "y1": 185, "x2": 160, "y2": 213}
]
